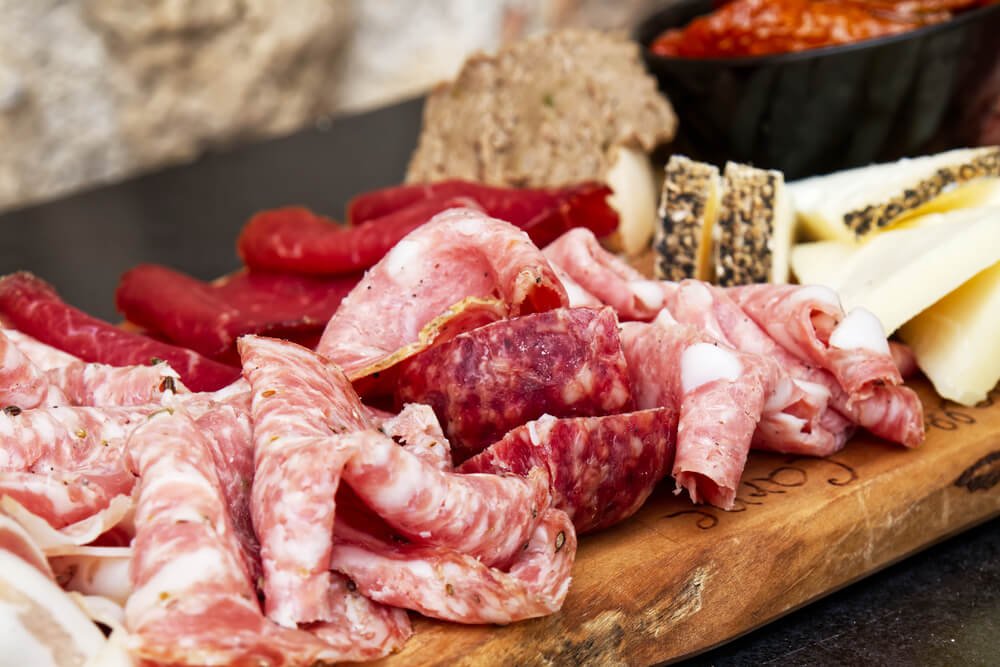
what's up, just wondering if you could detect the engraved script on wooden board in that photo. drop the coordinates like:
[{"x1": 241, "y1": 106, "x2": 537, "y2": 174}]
[{"x1": 376, "y1": 381, "x2": 1000, "y2": 666}]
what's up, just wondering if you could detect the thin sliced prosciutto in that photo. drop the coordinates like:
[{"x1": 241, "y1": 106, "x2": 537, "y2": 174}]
[
  {"x1": 543, "y1": 228, "x2": 665, "y2": 321},
  {"x1": 330, "y1": 508, "x2": 576, "y2": 625},
  {"x1": 239, "y1": 335, "x2": 367, "y2": 628},
  {"x1": 124, "y1": 409, "x2": 365, "y2": 666},
  {"x1": 317, "y1": 208, "x2": 567, "y2": 380},
  {"x1": 397, "y1": 308, "x2": 633, "y2": 461},
  {"x1": 0, "y1": 272, "x2": 240, "y2": 392},
  {"x1": 619, "y1": 317, "x2": 775, "y2": 510},
  {"x1": 116, "y1": 264, "x2": 359, "y2": 361},
  {"x1": 460, "y1": 408, "x2": 677, "y2": 533},
  {"x1": 341, "y1": 429, "x2": 551, "y2": 569}
]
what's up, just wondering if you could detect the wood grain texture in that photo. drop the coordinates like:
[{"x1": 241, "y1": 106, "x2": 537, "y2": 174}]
[{"x1": 373, "y1": 381, "x2": 1000, "y2": 666}]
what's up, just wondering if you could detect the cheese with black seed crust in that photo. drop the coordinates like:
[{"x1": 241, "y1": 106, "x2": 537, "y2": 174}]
[
  {"x1": 654, "y1": 156, "x2": 720, "y2": 281},
  {"x1": 714, "y1": 162, "x2": 795, "y2": 286},
  {"x1": 790, "y1": 146, "x2": 1000, "y2": 242}
]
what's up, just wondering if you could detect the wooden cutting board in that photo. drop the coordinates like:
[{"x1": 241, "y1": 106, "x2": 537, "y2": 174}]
[{"x1": 373, "y1": 380, "x2": 1000, "y2": 665}]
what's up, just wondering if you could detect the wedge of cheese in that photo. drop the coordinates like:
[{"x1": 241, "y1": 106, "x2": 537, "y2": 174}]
[
  {"x1": 899, "y1": 262, "x2": 1000, "y2": 406},
  {"x1": 714, "y1": 161, "x2": 795, "y2": 286},
  {"x1": 654, "y1": 155, "x2": 720, "y2": 281},
  {"x1": 829, "y1": 207, "x2": 1000, "y2": 334},
  {"x1": 790, "y1": 146, "x2": 1000, "y2": 242},
  {"x1": 789, "y1": 239, "x2": 857, "y2": 288},
  {"x1": 606, "y1": 146, "x2": 659, "y2": 257}
]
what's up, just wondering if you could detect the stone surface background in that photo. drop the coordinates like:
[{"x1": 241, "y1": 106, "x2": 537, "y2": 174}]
[{"x1": 0, "y1": 0, "x2": 662, "y2": 213}]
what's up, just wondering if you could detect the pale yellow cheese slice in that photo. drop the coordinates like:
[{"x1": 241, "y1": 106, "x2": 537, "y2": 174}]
[
  {"x1": 820, "y1": 207, "x2": 1000, "y2": 334},
  {"x1": 789, "y1": 147, "x2": 1000, "y2": 242},
  {"x1": 789, "y1": 239, "x2": 858, "y2": 288},
  {"x1": 899, "y1": 262, "x2": 1000, "y2": 406}
]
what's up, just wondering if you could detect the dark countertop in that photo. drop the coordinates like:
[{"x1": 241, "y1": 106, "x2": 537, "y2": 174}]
[{"x1": 2, "y1": 98, "x2": 998, "y2": 666}]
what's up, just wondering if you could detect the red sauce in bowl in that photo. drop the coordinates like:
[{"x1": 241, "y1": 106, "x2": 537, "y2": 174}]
[{"x1": 650, "y1": 0, "x2": 995, "y2": 58}]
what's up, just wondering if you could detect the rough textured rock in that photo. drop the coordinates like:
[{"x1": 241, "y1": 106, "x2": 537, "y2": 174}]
[{"x1": 0, "y1": 0, "x2": 665, "y2": 213}]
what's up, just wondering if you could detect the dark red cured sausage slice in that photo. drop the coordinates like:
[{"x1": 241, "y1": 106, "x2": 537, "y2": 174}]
[
  {"x1": 116, "y1": 264, "x2": 359, "y2": 361},
  {"x1": 619, "y1": 318, "x2": 774, "y2": 510},
  {"x1": 45, "y1": 361, "x2": 188, "y2": 407},
  {"x1": 340, "y1": 429, "x2": 550, "y2": 569},
  {"x1": 239, "y1": 335, "x2": 369, "y2": 627},
  {"x1": 0, "y1": 273, "x2": 240, "y2": 392},
  {"x1": 397, "y1": 307, "x2": 634, "y2": 462},
  {"x1": 543, "y1": 228, "x2": 666, "y2": 321},
  {"x1": 0, "y1": 328, "x2": 67, "y2": 409},
  {"x1": 237, "y1": 198, "x2": 477, "y2": 276},
  {"x1": 124, "y1": 409, "x2": 362, "y2": 666},
  {"x1": 317, "y1": 208, "x2": 567, "y2": 380},
  {"x1": 348, "y1": 180, "x2": 618, "y2": 245},
  {"x1": 459, "y1": 408, "x2": 677, "y2": 533},
  {"x1": 330, "y1": 509, "x2": 576, "y2": 624}
]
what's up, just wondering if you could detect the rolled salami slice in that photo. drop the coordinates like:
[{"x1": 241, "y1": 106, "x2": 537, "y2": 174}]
[
  {"x1": 0, "y1": 272, "x2": 240, "y2": 392},
  {"x1": 240, "y1": 335, "x2": 368, "y2": 628},
  {"x1": 397, "y1": 307, "x2": 633, "y2": 461},
  {"x1": 379, "y1": 403, "x2": 453, "y2": 471},
  {"x1": 460, "y1": 408, "x2": 677, "y2": 533},
  {"x1": 124, "y1": 409, "x2": 360, "y2": 666},
  {"x1": 317, "y1": 208, "x2": 567, "y2": 380},
  {"x1": 341, "y1": 429, "x2": 550, "y2": 569},
  {"x1": 620, "y1": 318, "x2": 773, "y2": 510},
  {"x1": 330, "y1": 508, "x2": 576, "y2": 625},
  {"x1": 543, "y1": 228, "x2": 665, "y2": 320}
]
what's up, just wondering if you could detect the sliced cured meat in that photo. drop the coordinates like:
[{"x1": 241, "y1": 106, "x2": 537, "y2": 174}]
[
  {"x1": 347, "y1": 180, "x2": 619, "y2": 248},
  {"x1": 0, "y1": 404, "x2": 149, "y2": 474},
  {"x1": 116, "y1": 264, "x2": 360, "y2": 360},
  {"x1": 317, "y1": 208, "x2": 567, "y2": 380},
  {"x1": 379, "y1": 403, "x2": 453, "y2": 471},
  {"x1": 124, "y1": 409, "x2": 354, "y2": 666},
  {"x1": 3, "y1": 327, "x2": 80, "y2": 370},
  {"x1": 0, "y1": 512, "x2": 52, "y2": 577},
  {"x1": 543, "y1": 228, "x2": 665, "y2": 320},
  {"x1": 460, "y1": 408, "x2": 677, "y2": 533},
  {"x1": 46, "y1": 360, "x2": 188, "y2": 407},
  {"x1": 725, "y1": 284, "x2": 924, "y2": 446},
  {"x1": 330, "y1": 508, "x2": 576, "y2": 624},
  {"x1": 240, "y1": 335, "x2": 368, "y2": 627},
  {"x1": 0, "y1": 493, "x2": 133, "y2": 551},
  {"x1": 725, "y1": 284, "x2": 901, "y2": 399},
  {"x1": 889, "y1": 340, "x2": 919, "y2": 379},
  {"x1": 305, "y1": 576, "x2": 413, "y2": 661},
  {"x1": 0, "y1": 328, "x2": 67, "y2": 409},
  {"x1": 552, "y1": 263, "x2": 603, "y2": 308},
  {"x1": 619, "y1": 318, "x2": 773, "y2": 509},
  {"x1": 341, "y1": 429, "x2": 550, "y2": 569},
  {"x1": 0, "y1": 469, "x2": 133, "y2": 528},
  {"x1": 0, "y1": 272, "x2": 241, "y2": 392},
  {"x1": 49, "y1": 545, "x2": 132, "y2": 605},
  {"x1": 397, "y1": 308, "x2": 633, "y2": 461},
  {"x1": 660, "y1": 281, "x2": 839, "y2": 457},
  {"x1": 238, "y1": 199, "x2": 481, "y2": 276}
]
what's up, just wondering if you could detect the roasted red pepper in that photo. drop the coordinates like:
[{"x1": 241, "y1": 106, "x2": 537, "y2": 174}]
[
  {"x1": 116, "y1": 265, "x2": 359, "y2": 363},
  {"x1": 0, "y1": 272, "x2": 240, "y2": 392}
]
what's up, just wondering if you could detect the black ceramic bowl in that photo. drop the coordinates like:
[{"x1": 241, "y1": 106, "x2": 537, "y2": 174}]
[{"x1": 636, "y1": 1, "x2": 1000, "y2": 179}]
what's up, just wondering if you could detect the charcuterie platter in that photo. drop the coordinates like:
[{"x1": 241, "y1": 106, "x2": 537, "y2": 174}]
[{"x1": 379, "y1": 379, "x2": 1000, "y2": 665}]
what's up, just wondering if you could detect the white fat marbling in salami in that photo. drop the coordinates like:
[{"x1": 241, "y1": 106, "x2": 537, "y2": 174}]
[
  {"x1": 45, "y1": 360, "x2": 189, "y2": 407},
  {"x1": 330, "y1": 509, "x2": 576, "y2": 624},
  {"x1": 460, "y1": 408, "x2": 677, "y2": 533},
  {"x1": 379, "y1": 403, "x2": 453, "y2": 471},
  {"x1": 0, "y1": 329, "x2": 67, "y2": 409},
  {"x1": 341, "y1": 429, "x2": 551, "y2": 568},
  {"x1": 397, "y1": 307, "x2": 633, "y2": 461},
  {"x1": 317, "y1": 208, "x2": 567, "y2": 380}
]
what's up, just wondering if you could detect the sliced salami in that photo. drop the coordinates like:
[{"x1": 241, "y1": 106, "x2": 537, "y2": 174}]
[
  {"x1": 341, "y1": 429, "x2": 550, "y2": 569},
  {"x1": 0, "y1": 328, "x2": 67, "y2": 409},
  {"x1": 330, "y1": 508, "x2": 576, "y2": 624},
  {"x1": 379, "y1": 403, "x2": 453, "y2": 471},
  {"x1": 46, "y1": 360, "x2": 188, "y2": 407},
  {"x1": 124, "y1": 409, "x2": 356, "y2": 666},
  {"x1": 240, "y1": 335, "x2": 368, "y2": 627},
  {"x1": 317, "y1": 208, "x2": 567, "y2": 380},
  {"x1": 0, "y1": 469, "x2": 133, "y2": 528},
  {"x1": 460, "y1": 408, "x2": 677, "y2": 533},
  {"x1": 3, "y1": 327, "x2": 80, "y2": 370},
  {"x1": 543, "y1": 228, "x2": 665, "y2": 320},
  {"x1": 397, "y1": 308, "x2": 633, "y2": 461}
]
